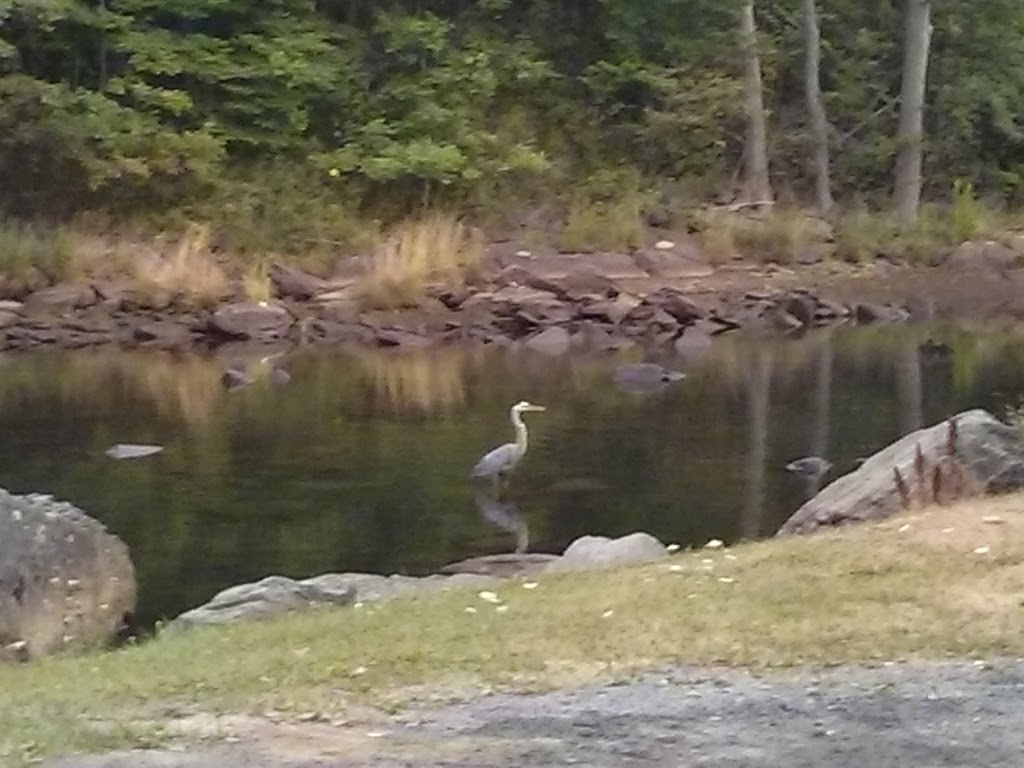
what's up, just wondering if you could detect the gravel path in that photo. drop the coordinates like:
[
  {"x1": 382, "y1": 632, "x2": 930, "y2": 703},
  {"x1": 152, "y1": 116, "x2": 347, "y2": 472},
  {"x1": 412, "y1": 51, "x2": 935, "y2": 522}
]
[{"x1": 46, "y1": 660, "x2": 1024, "y2": 768}]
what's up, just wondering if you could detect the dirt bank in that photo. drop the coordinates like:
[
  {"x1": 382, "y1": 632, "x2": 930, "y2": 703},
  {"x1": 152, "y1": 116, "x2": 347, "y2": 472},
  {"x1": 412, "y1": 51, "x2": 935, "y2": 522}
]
[{"x1": 45, "y1": 660, "x2": 1024, "y2": 768}]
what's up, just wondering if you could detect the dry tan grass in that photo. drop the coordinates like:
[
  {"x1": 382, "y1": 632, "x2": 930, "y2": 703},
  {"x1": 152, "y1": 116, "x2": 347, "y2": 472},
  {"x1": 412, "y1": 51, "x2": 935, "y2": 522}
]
[
  {"x1": 359, "y1": 214, "x2": 483, "y2": 309},
  {"x1": 240, "y1": 259, "x2": 272, "y2": 303},
  {"x1": 135, "y1": 223, "x2": 231, "y2": 305},
  {"x1": 3, "y1": 493, "x2": 1024, "y2": 765}
]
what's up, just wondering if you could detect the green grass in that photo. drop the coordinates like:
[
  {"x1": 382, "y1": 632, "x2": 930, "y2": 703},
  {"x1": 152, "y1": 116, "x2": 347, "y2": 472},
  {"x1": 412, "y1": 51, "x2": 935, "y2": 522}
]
[
  {"x1": 0, "y1": 219, "x2": 74, "y2": 281},
  {"x1": 557, "y1": 196, "x2": 645, "y2": 252},
  {"x1": 3, "y1": 493, "x2": 1024, "y2": 766}
]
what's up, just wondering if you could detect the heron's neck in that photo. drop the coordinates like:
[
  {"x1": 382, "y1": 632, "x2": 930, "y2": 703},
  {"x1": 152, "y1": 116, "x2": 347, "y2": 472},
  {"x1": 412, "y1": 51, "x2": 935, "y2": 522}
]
[{"x1": 511, "y1": 409, "x2": 528, "y2": 452}]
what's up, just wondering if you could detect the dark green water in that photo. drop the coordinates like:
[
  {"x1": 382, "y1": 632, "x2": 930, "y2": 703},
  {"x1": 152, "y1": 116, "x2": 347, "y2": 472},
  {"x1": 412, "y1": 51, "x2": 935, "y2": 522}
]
[{"x1": 2, "y1": 325, "x2": 1024, "y2": 626}]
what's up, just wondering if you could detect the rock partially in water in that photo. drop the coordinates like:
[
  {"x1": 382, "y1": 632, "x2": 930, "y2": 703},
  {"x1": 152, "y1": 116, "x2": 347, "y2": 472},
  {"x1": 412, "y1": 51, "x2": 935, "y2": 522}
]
[
  {"x1": 673, "y1": 324, "x2": 715, "y2": 360},
  {"x1": 853, "y1": 302, "x2": 910, "y2": 326},
  {"x1": 777, "y1": 409, "x2": 1024, "y2": 536},
  {"x1": 105, "y1": 443, "x2": 164, "y2": 460},
  {"x1": 171, "y1": 572, "x2": 499, "y2": 629},
  {"x1": 613, "y1": 363, "x2": 686, "y2": 394},
  {"x1": 546, "y1": 532, "x2": 669, "y2": 573},
  {"x1": 171, "y1": 575, "x2": 356, "y2": 628},
  {"x1": 0, "y1": 488, "x2": 136, "y2": 661},
  {"x1": 524, "y1": 326, "x2": 571, "y2": 356},
  {"x1": 440, "y1": 553, "x2": 561, "y2": 579}
]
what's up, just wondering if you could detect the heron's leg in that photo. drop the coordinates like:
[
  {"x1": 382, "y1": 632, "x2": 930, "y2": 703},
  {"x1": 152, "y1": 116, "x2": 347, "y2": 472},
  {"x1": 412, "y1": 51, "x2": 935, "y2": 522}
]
[{"x1": 490, "y1": 473, "x2": 509, "y2": 499}]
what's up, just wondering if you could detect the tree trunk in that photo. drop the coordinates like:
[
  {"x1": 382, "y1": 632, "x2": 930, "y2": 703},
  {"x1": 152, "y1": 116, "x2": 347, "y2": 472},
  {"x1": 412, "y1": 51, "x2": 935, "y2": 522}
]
[
  {"x1": 739, "y1": 0, "x2": 773, "y2": 203},
  {"x1": 801, "y1": 0, "x2": 832, "y2": 214},
  {"x1": 893, "y1": 0, "x2": 932, "y2": 225}
]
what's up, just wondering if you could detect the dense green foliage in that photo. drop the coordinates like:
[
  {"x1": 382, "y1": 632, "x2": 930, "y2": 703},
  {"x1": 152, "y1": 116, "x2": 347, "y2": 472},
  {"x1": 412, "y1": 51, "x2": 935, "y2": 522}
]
[{"x1": 1, "y1": 0, "x2": 1022, "y2": 234}]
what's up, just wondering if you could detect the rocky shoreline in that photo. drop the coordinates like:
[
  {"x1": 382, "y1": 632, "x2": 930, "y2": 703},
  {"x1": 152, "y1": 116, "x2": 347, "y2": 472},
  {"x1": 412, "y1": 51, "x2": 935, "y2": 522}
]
[{"x1": 7, "y1": 239, "x2": 1014, "y2": 355}]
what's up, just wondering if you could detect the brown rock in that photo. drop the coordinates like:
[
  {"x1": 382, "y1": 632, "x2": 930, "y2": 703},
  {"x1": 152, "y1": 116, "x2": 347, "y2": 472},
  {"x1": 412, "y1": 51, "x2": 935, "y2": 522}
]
[
  {"x1": 632, "y1": 237, "x2": 709, "y2": 278},
  {"x1": 524, "y1": 326, "x2": 571, "y2": 356},
  {"x1": 269, "y1": 263, "x2": 326, "y2": 301},
  {"x1": 645, "y1": 287, "x2": 705, "y2": 325},
  {"x1": 0, "y1": 310, "x2": 17, "y2": 329},
  {"x1": 623, "y1": 303, "x2": 680, "y2": 331},
  {"x1": 375, "y1": 328, "x2": 431, "y2": 348},
  {"x1": 24, "y1": 283, "x2": 96, "y2": 312},
  {"x1": 580, "y1": 293, "x2": 641, "y2": 325},
  {"x1": 945, "y1": 240, "x2": 1017, "y2": 275},
  {"x1": 492, "y1": 265, "x2": 562, "y2": 295},
  {"x1": 134, "y1": 320, "x2": 192, "y2": 346},
  {"x1": 556, "y1": 264, "x2": 618, "y2": 302},
  {"x1": 854, "y1": 302, "x2": 910, "y2": 325},
  {"x1": 92, "y1": 279, "x2": 131, "y2": 310},
  {"x1": 209, "y1": 301, "x2": 293, "y2": 340},
  {"x1": 781, "y1": 294, "x2": 816, "y2": 326},
  {"x1": 121, "y1": 288, "x2": 176, "y2": 312}
]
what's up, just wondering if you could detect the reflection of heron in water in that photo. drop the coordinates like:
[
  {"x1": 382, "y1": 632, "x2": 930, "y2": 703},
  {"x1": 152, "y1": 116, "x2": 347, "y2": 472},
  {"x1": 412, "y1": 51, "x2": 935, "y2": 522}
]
[
  {"x1": 473, "y1": 488, "x2": 529, "y2": 554},
  {"x1": 221, "y1": 352, "x2": 291, "y2": 392},
  {"x1": 471, "y1": 401, "x2": 546, "y2": 489}
]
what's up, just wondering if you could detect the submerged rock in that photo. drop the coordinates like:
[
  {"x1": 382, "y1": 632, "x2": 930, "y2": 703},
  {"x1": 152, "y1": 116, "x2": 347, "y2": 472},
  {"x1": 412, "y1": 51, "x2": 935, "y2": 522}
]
[
  {"x1": 777, "y1": 409, "x2": 1024, "y2": 536},
  {"x1": 105, "y1": 443, "x2": 164, "y2": 460},
  {"x1": 0, "y1": 489, "x2": 136, "y2": 661},
  {"x1": 785, "y1": 456, "x2": 832, "y2": 479},
  {"x1": 613, "y1": 363, "x2": 687, "y2": 393}
]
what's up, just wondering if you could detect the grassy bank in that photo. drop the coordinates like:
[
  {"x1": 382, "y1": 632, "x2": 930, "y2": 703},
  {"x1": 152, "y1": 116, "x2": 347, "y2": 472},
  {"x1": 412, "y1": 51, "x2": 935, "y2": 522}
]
[
  {"x1": 2, "y1": 493, "x2": 1024, "y2": 765},
  {"x1": 3, "y1": 186, "x2": 1024, "y2": 314}
]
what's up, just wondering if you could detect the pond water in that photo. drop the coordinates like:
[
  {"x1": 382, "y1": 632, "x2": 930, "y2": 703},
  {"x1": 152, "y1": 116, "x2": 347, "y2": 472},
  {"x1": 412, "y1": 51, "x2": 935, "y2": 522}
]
[{"x1": 2, "y1": 325, "x2": 1024, "y2": 627}]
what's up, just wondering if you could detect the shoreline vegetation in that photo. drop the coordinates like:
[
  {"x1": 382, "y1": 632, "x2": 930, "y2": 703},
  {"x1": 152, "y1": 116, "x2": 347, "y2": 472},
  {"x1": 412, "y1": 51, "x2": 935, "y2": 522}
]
[
  {"x1": 3, "y1": 491, "x2": 1024, "y2": 766},
  {"x1": 2, "y1": 198, "x2": 1023, "y2": 314}
]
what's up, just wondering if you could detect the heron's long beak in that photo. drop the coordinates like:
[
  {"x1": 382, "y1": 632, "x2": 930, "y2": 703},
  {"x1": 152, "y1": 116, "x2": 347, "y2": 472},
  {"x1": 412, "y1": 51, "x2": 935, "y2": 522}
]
[{"x1": 524, "y1": 404, "x2": 546, "y2": 412}]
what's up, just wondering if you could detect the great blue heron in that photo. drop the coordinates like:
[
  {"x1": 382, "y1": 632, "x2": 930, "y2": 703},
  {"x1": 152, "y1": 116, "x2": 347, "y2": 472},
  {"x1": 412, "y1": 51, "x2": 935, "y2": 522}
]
[{"x1": 471, "y1": 401, "x2": 546, "y2": 483}]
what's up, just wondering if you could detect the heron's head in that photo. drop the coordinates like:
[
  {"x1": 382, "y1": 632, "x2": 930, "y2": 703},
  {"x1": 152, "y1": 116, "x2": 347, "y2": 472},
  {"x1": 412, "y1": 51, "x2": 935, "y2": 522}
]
[{"x1": 512, "y1": 400, "x2": 546, "y2": 413}]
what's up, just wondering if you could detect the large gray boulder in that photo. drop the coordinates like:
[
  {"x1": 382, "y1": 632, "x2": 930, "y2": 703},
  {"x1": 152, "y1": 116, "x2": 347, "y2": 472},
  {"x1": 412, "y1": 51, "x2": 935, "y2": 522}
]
[
  {"x1": 0, "y1": 489, "x2": 136, "y2": 661},
  {"x1": 171, "y1": 575, "x2": 357, "y2": 628},
  {"x1": 777, "y1": 409, "x2": 1024, "y2": 536},
  {"x1": 171, "y1": 571, "x2": 498, "y2": 629}
]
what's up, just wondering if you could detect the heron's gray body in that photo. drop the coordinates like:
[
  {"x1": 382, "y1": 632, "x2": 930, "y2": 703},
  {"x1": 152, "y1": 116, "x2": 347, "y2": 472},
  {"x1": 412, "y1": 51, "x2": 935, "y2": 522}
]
[
  {"x1": 472, "y1": 443, "x2": 524, "y2": 478},
  {"x1": 471, "y1": 401, "x2": 545, "y2": 480}
]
